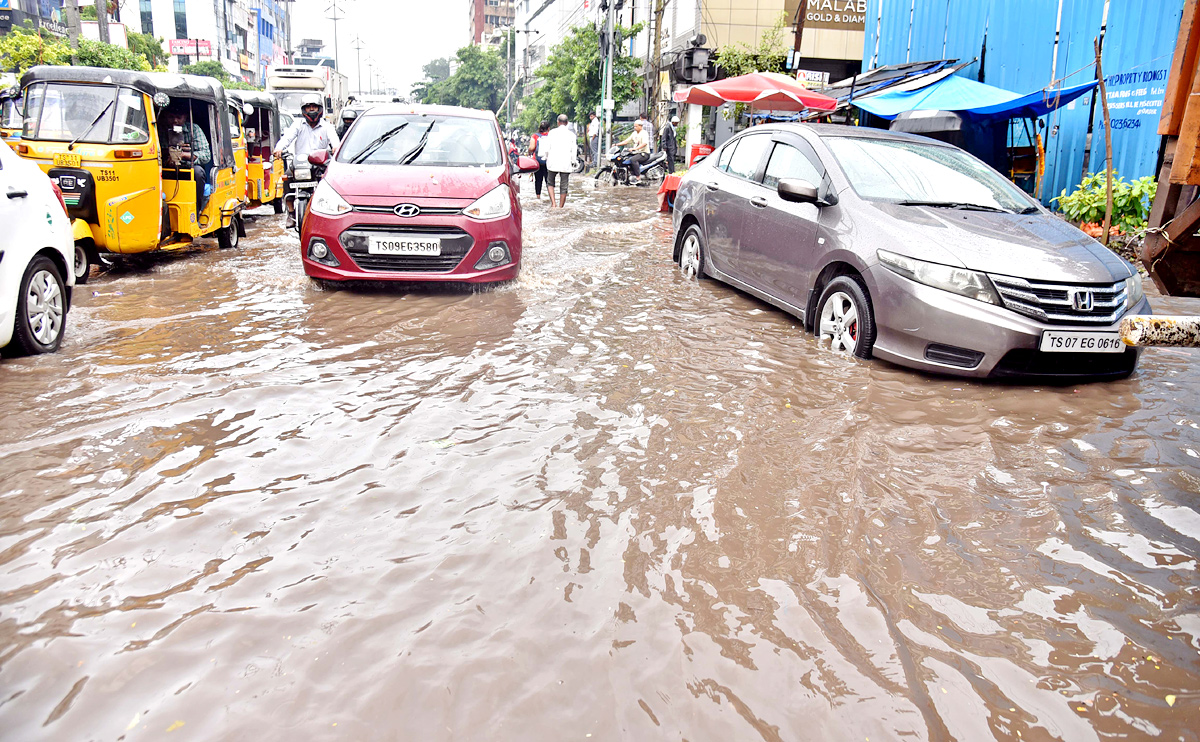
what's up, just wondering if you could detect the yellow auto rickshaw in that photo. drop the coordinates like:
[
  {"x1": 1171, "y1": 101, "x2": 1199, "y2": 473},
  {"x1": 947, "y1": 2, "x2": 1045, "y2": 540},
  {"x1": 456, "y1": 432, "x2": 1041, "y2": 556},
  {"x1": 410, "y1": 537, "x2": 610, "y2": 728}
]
[
  {"x1": 226, "y1": 97, "x2": 253, "y2": 213},
  {"x1": 1, "y1": 85, "x2": 21, "y2": 150},
  {"x1": 15, "y1": 66, "x2": 246, "y2": 284},
  {"x1": 230, "y1": 90, "x2": 285, "y2": 212}
]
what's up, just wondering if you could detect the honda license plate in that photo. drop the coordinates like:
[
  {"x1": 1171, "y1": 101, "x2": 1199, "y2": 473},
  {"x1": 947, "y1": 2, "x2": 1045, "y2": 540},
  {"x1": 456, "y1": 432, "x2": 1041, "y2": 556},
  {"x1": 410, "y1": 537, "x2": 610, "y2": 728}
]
[
  {"x1": 1039, "y1": 331, "x2": 1125, "y2": 353},
  {"x1": 368, "y1": 236, "x2": 441, "y2": 256}
]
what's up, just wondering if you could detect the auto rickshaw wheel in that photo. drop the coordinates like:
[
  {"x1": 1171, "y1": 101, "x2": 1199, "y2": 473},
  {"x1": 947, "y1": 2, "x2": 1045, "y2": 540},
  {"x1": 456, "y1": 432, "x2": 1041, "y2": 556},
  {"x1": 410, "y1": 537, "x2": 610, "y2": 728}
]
[
  {"x1": 73, "y1": 242, "x2": 92, "y2": 285},
  {"x1": 217, "y1": 217, "x2": 240, "y2": 250},
  {"x1": 272, "y1": 197, "x2": 284, "y2": 214}
]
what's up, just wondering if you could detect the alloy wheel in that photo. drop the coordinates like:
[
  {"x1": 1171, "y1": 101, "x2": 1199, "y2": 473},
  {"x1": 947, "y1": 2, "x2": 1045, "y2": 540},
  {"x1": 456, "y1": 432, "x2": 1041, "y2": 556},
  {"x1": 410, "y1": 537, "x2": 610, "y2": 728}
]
[
  {"x1": 680, "y1": 233, "x2": 702, "y2": 278},
  {"x1": 26, "y1": 269, "x2": 64, "y2": 346},
  {"x1": 819, "y1": 291, "x2": 859, "y2": 354}
]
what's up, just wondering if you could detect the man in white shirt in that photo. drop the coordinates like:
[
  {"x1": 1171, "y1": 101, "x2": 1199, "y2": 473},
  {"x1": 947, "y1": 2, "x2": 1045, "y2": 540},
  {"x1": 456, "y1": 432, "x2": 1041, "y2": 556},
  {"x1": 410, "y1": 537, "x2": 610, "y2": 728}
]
[
  {"x1": 615, "y1": 120, "x2": 651, "y2": 185},
  {"x1": 274, "y1": 93, "x2": 341, "y2": 227},
  {"x1": 586, "y1": 112, "x2": 600, "y2": 169},
  {"x1": 542, "y1": 114, "x2": 576, "y2": 208}
]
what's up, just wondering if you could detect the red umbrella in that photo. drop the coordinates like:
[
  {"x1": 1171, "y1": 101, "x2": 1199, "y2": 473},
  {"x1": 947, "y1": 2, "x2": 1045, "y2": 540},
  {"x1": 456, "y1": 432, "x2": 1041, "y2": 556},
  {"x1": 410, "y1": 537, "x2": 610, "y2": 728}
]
[{"x1": 673, "y1": 71, "x2": 837, "y2": 111}]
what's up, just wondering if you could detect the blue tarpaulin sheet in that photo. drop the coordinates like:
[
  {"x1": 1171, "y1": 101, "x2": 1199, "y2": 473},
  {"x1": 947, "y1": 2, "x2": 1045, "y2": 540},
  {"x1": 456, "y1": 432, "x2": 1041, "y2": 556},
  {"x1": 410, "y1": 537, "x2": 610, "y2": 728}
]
[{"x1": 853, "y1": 75, "x2": 1097, "y2": 120}]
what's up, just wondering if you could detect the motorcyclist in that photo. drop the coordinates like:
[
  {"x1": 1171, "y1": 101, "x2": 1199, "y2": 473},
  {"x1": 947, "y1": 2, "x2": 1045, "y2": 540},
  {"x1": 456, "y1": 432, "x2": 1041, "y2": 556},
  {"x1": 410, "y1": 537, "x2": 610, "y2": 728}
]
[
  {"x1": 274, "y1": 93, "x2": 340, "y2": 228},
  {"x1": 614, "y1": 120, "x2": 650, "y2": 185},
  {"x1": 336, "y1": 108, "x2": 358, "y2": 139}
]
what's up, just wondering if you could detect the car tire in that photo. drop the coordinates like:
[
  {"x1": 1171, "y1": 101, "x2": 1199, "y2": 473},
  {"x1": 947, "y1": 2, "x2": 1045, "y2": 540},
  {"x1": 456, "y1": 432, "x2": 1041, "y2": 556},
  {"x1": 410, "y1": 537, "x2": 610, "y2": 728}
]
[
  {"x1": 678, "y1": 224, "x2": 707, "y2": 280},
  {"x1": 218, "y1": 218, "x2": 240, "y2": 249},
  {"x1": 12, "y1": 256, "x2": 67, "y2": 355},
  {"x1": 72, "y1": 242, "x2": 91, "y2": 285},
  {"x1": 817, "y1": 275, "x2": 876, "y2": 359}
]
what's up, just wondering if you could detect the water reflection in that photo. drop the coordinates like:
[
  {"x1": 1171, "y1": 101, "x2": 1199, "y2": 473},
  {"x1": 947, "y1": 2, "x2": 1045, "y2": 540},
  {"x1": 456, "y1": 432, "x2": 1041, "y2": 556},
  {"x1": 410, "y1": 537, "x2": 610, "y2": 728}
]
[{"x1": 0, "y1": 187, "x2": 1198, "y2": 740}]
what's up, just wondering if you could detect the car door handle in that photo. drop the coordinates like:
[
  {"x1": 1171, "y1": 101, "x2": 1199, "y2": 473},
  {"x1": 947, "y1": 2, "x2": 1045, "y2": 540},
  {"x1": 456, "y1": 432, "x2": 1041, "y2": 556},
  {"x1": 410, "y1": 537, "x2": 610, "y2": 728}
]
[
  {"x1": 6, "y1": 189, "x2": 28, "y2": 199},
  {"x1": 705, "y1": 181, "x2": 719, "y2": 191},
  {"x1": 750, "y1": 196, "x2": 768, "y2": 208}
]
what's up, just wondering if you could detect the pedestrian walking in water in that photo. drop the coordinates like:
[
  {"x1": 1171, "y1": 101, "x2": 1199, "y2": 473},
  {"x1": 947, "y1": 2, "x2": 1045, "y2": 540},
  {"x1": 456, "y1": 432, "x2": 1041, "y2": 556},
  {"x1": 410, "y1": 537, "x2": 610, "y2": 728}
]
[
  {"x1": 661, "y1": 115, "x2": 679, "y2": 172},
  {"x1": 544, "y1": 114, "x2": 576, "y2": 208},
  {"x1": 530, "y1": 121, "x2": 550, "y2": 199}
]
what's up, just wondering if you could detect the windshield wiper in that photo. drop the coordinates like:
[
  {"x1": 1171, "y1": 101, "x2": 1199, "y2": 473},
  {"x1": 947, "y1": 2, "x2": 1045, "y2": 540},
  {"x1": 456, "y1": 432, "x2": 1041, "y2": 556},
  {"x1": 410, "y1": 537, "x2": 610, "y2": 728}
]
[
  {"x1": 897, "y1": 199, "x2": 1012, "y2": 213},
  {"x1": 1017, "y1": 205, "x2": 1040, "y2": 214},
  {"x1": 68, "y1": 99, "x2": 115, "y2": 151},
  {"x1": 398, "y1": 121, "x2": 437, "y2": 165},
  {"x1": 350, "y1": 122, "x2": 409, "y2": 164}
]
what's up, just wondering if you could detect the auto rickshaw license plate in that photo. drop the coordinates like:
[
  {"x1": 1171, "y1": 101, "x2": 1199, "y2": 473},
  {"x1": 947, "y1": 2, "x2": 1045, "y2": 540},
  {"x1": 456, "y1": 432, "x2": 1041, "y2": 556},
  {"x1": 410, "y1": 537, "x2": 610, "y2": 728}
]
[{"x1": 54, "y1": 153, "x2": 82, "y2": 167}]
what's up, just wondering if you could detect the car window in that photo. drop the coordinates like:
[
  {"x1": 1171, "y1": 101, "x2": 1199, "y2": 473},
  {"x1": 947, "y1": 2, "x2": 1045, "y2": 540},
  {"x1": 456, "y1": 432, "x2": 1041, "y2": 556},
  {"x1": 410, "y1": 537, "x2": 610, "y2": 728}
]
[
  {"x1": 715, "y1": 140, "x2": 737, "y2": 172},
  {"x1": 763, "y1": 143, "x2": 823, "y2": 189},
  {"x1": 725, "y1": 133, "x2": 771, "y2": 181},
  {"x1": 112, "y1": 89, "x2": 149, "y2": 143},
  {"x1": 825, "y1": 135, "x2": 1035, "y2": 212}
]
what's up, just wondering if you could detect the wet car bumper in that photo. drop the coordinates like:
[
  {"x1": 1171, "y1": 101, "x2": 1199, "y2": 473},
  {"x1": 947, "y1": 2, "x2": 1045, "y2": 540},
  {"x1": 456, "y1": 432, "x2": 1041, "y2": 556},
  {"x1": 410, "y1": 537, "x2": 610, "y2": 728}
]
[
  {"x1": 300, "y1": 209, "x2": 521, "y2": 283},
  {"x1": 864, "y1": 265, "x2": 1151, "y2": 380}
]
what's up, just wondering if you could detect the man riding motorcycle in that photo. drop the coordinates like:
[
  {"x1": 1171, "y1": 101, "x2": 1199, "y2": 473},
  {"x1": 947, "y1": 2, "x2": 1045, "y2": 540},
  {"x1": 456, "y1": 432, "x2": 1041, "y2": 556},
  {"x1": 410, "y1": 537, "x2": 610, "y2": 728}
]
[{"x1": 273, "y1": 93, "x2": 340, "y2": 228}]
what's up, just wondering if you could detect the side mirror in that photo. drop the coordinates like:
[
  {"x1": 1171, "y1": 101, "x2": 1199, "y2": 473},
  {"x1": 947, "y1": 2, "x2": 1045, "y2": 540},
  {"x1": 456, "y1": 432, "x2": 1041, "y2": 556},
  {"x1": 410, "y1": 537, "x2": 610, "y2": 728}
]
[
  {"x1": 515, "y1": 155, "x2": 540, "y2": 173},
  {"x1": 691, "y1": 154, "x2": 708, "y2": 166},
  {"x1": 243, "y1": 103, "x2": 254, "y2": 117},
  {"x1": 308, "y1": 150, "x2": 329, "y2": 165},
  {"x1": 778, "y1": 178, "x2": 820, "y2": 204}
]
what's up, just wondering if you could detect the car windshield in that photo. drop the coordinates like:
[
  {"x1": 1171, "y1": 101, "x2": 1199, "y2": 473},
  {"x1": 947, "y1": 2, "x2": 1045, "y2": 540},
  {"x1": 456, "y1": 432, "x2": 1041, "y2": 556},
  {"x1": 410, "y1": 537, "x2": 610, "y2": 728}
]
[
  {"x1": 274, "y1": 92, "x2": 315, "y2": 113},
  {"x1": 2, "y1": 96, "x2": 21, "y2": 129},
  {"x1": 337, "y1": 113, "x2": 503, "y2": 167},
  {"x1": 22, "y1": 83, "x2": 149, "y2": 144},
  {"x1": 825, "y1": 136, "x2": 1035, "y2": 213}
]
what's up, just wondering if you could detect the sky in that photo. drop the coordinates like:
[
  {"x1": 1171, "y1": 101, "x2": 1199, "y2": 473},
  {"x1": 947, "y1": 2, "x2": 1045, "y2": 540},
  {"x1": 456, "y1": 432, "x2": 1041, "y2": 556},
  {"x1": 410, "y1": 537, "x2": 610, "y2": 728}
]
[{"x1": 288, "y1": 0, "x2": 467, "y2": 97}]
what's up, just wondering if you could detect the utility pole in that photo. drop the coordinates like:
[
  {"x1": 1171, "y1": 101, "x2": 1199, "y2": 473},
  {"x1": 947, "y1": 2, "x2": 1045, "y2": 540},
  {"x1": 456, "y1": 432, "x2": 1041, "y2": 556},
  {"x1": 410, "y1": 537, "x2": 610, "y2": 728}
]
[
  {"x1": 65, "y1": 2, "x2": 81, "y2": 64},
  {"x1": 352, "y1": 35, "x2": 365, "y2": 96},
  {"x1": 367, "y1": 56, "x2": 374, "y2": 94},
  {"x1": 602, "y1": 0, "x2": 616, "y2": 160},
  {"x1": 326, "y1": 0, "x2": 348, "y2": 72},
  {"x1": 95, "y1": 0, "x2": 109, "y2": 44},
  {"x1": 649, "y1": 0, "x2": 665, "y2": 139}
]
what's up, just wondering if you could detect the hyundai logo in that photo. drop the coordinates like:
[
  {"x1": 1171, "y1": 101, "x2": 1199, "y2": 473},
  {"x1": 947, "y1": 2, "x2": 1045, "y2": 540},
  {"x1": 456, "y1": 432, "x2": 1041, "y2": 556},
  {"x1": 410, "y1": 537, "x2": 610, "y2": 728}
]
[
  {"x1": 394, "y1": 204, "x2": 420, "y2": 218},
  {"x1": 1071, "y1": 289, "x2": 1094, "y2": 311}
]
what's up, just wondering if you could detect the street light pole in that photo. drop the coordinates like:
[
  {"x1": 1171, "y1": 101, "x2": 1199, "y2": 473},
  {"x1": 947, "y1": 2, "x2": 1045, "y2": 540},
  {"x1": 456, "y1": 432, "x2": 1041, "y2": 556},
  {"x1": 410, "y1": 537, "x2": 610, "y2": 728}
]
[
  {"x1": 352, "y1": 35, "x2": 364, "y2": 97},
  {"x1": 326, "y1": 0, "x2": 348, "y2": 72},
  {"x1": 603, "y1": 0, "x2": 615, "y2": 160}
]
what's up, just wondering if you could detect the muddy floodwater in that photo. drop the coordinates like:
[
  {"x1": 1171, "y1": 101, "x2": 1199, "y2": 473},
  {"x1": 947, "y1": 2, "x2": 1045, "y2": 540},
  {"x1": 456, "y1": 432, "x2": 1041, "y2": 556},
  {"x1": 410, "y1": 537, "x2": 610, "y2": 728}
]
[{"x1": 2, "y1": 182, "x2": 1200, "y2": 741}]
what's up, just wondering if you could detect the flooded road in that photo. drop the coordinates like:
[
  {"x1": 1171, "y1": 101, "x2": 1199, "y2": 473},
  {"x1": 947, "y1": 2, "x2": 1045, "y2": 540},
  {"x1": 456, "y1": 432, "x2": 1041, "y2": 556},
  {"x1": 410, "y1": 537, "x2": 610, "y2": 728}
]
[{"x1": 2, "y1": 181, "x2": 1200, "y2": 741}]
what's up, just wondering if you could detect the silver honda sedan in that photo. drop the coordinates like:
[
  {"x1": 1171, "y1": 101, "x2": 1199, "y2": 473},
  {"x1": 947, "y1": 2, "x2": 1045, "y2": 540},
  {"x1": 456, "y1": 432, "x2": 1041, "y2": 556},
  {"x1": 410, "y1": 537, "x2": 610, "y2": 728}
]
[{"x1": 671, "y1": 124, "x2": 1152, "y2": 379}]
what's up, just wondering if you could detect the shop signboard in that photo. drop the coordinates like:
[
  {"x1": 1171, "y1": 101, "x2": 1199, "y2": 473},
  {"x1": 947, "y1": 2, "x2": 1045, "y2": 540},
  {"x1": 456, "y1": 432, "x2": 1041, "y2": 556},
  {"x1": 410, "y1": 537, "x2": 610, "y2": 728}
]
[
  {"x1": 170, "y1": 39, "x2": 213, "y2": 56},
  {"x1": 789, "y1": 0, "x2": 867, "y2": 31}
]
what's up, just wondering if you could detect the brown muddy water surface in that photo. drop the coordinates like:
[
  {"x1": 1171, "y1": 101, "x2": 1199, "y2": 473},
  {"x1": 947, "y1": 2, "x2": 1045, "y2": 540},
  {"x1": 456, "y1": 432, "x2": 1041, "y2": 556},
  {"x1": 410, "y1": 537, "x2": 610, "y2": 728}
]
[{"x1": 2, "y1": 183, "x2": 1200, "y2": 741}]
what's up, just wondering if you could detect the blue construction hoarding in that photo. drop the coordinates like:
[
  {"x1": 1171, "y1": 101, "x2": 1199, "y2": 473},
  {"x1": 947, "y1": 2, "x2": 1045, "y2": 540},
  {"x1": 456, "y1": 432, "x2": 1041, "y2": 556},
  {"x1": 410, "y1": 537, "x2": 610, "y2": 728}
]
[{"x1": 863, "y1": 0, "x2": 1185, "y2": 204}]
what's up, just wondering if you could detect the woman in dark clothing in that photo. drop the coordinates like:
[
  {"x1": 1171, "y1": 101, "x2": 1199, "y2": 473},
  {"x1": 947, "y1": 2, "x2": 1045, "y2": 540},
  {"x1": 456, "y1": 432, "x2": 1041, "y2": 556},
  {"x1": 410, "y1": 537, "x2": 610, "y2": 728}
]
[{"x1": 530, "y1": 121, "x2": 550, "y2": 199}]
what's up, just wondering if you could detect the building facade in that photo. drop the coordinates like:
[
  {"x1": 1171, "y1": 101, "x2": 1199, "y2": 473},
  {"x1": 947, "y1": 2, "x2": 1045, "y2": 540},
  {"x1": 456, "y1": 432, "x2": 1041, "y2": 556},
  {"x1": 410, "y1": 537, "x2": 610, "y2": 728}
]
[
  {"x1": 470, "y1": 0, "x2": 515, "y2": 45},
  {"x1": 126, "y1": 0, "x2": 288, "y2": 83}
]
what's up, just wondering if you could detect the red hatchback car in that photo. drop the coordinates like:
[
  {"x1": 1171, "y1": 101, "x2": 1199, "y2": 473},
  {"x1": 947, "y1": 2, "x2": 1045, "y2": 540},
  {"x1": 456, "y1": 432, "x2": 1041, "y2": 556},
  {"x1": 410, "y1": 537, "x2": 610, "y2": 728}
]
[{"x1": 300, "y1": 104, "x2": 538, "y2": 283}]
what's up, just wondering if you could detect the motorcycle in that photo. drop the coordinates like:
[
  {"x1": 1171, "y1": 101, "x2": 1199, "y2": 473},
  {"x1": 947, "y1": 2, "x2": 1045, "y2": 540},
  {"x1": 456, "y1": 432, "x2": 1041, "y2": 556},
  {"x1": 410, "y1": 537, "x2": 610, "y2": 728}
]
[
  {"x1": 283, "y1": 150, "x2": 331, "y2": 235},
  {"x1": 594, "y1": 147, "x2": 670, "y2": 186}
]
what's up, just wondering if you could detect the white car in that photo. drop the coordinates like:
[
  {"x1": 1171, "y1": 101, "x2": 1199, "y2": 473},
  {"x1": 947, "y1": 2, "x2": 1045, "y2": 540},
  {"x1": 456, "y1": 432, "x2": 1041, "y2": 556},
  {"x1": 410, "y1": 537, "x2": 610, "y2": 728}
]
[{"x1": 0, "y1": 142, "x2": 74, "y2": 355}]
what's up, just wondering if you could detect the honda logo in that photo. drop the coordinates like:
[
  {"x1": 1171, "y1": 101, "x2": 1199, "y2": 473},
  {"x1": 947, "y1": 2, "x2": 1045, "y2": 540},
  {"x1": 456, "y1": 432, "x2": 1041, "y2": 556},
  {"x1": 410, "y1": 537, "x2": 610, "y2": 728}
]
[
  {"x1": 394, "y1": 204, "x2": 420, "y2": 218},
  {"x1": 1071, "y1": 290, "x2": 1094, "y2": 311}
]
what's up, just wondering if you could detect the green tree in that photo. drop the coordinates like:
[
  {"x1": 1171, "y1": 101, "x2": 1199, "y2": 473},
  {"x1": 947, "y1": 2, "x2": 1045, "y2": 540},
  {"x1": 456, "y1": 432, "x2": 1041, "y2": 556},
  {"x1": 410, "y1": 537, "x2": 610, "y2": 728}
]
[
  {"x1": 514, "y1": 23, "x2": 644, "y2": 133},
  {"x1": 0, "y1": 24, "x2": 71, "y2": 74},
  {"x1": 422, "y1": 57, "x2": 451, "y2": 83},
  {"x1": 423, "y1": 44, "x2": 504, "y2": 111},
  {"x1": 127, "y1": 32, "x2": 167, "y2": 70},
  {"x1": 714, "y1": 12, "x2": 789, "y2": 77},
  {"x1": 181, "y1": 60, "x2": 231, "y2": 81},
  {"x1": 76, "y1": 38, "x2": 151, "y2": 71}
]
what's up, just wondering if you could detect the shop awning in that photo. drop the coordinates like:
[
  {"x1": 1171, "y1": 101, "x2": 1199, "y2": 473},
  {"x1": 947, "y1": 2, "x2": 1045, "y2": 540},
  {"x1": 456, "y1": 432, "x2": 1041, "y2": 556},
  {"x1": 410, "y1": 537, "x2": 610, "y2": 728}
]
[
  {"x1": 673, "y1": 71, "x2": 837, "y2": 112},
  {"x1": 853, "y1": 74, "x2": 1097, "y2": 120}
]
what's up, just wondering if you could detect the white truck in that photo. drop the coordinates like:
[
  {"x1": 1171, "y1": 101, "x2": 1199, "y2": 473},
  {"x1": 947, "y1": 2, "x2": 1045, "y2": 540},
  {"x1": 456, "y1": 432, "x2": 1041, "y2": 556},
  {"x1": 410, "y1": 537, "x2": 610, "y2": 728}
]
[{"x1": 266, "y1": 64, "x2": 349, "y2": 123}]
